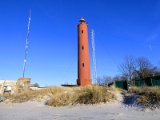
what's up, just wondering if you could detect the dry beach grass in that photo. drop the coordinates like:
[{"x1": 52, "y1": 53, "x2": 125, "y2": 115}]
[
  {"x1": 4, "y1": 86, "x2": 116, "y2": 107},
  {"x1": 47, "y1": 86, "x2": 116, "y2": 106},
  {"x1": 129, "y1": 86, "x2": 160, "y2": 109},
  {"x1": 3, "y1": 85, "x2": 160, "y2": 109},
  {"x1": 1, "y1": 86, "x2": 160, "y2": 120}
]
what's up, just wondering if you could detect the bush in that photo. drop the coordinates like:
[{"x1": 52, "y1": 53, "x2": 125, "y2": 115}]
[
  {"x1": 129, "y1": 86, "x2": 160, "y2": 109},
  {"x1": 75, "y1": 86, "x2": 115, "y2": 104},
  {"x1": 47, "y1": 86, "x2": 116, "y2": 106},
  {"x1": 47, "y1": 93, "x2": 73, "y2": 107}
]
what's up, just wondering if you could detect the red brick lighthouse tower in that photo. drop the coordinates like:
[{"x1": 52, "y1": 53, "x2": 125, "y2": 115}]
[{"x1": 77, "y1": 18, "x2": 92, "y2": 86}]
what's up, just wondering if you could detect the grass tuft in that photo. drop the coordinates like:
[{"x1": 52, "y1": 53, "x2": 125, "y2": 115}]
[
  {"x1": 129, "y1": 86, "x2": 160, "y2": 109},
  {"x1": 74, "y1": 86, "x2": 115, "y2": 104},
  {"x1": 46, "y1": 86, "x2": 116, "y2": 106},
  {"x1": 5, "y1": 86, "x2": 116, "y2": 107}
]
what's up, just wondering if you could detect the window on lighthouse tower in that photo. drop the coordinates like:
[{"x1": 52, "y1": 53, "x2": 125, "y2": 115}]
[
  {"x1": 82, "y1": 46, "x2": 84, "y2": 50},
  {"x1": 81, "y1": 30, "x2": 83, "y2": 33},
  {"x1": 82, "y1": 63, "x2": 84, "y2": 67}
]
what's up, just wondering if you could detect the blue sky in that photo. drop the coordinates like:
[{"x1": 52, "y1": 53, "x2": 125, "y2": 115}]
[{"x1": 0, "y1": 0, "x2": 160, "y2": 86}]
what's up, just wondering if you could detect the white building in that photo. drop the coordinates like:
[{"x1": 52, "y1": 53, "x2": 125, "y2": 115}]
[{"x1": 0, "y1": 80, "x2": 17, "y2": 94}]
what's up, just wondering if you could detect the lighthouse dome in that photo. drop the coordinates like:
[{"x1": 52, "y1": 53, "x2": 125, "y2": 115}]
[{"x1": 80, "y1": 18, "x2": 86, "y2": 22}]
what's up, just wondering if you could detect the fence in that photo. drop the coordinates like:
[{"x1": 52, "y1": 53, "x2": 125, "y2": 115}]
[{"x1": 134, "y1": 76, "x2": 160, "y2": 87}]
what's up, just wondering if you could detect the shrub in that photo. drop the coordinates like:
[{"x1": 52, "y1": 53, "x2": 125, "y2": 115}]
[
  {"x1": 129, "y1": 86, "x2": 160, "y2": 109},
  {"x1": 75, "y1": 86, "x2": 115, "y2": 104}
]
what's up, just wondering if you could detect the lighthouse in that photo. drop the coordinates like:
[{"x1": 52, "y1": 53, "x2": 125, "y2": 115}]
[{"x1": 77, "y1": 18, "x2": 92, "y2": 86}]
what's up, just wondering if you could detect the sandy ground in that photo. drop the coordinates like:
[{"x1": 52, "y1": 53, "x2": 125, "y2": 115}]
[{"x1": 0, "y1": 101, "x2": 160, "y2": 120}]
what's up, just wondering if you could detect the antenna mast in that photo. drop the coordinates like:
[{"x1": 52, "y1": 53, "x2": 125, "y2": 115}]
[
  {"x1": 91, "y1": 30, "x2": 97, "y2": 85},
  {"x1": 22, "y1": 10, "x2": 31, "y2": 78}
]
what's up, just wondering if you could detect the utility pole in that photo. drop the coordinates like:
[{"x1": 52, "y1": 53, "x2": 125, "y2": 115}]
[
  {"x1": 22, "y1": 10, "x2": 31, "y2": 78},
  {"x1": 91, "y1": 30, "x2": 97, "y2": 85}
]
